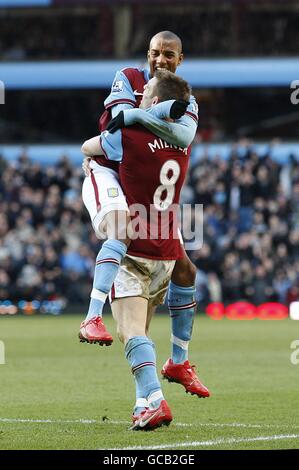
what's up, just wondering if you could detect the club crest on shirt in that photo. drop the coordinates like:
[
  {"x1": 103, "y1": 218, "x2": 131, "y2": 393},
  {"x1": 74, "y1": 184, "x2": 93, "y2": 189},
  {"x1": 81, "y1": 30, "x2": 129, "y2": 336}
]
[
  {"x1": 107, "y1": 187, "x2": 119, "y2": 198},
  {"x1": 112, "y1": 80, "x2": 123, "y2": 93}
]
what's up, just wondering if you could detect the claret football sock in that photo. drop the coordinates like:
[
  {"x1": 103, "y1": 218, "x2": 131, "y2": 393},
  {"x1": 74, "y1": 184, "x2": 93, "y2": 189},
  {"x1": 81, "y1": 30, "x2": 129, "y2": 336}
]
[
  {"x1": 167, "y1": 281, "x2": 196, "y2": 364},
  {"x1": 85, "y1": 239, "x2": 127, "y2": 322},
  {"x1": 125, "y1": 336, "x2": 162, "y2": 407}
]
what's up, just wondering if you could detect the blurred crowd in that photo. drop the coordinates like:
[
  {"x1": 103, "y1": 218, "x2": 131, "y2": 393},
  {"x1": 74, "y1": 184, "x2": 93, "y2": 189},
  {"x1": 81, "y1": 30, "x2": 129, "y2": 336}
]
[
  {"x1": 1, "y1": 147, "x2": 299, "y2": 308},
  {"x1": 1, "y1": 7, "x2": 298, "y2": 61},
  {"x1": 186, "y1": 149, "x2": 299, "y2": 307},
  {"x1": 0, "y1": 153, "x2": 95, "y2": 305},
  {"x1": 0, "y1": 15, "x2": 106, "y2": 61}
]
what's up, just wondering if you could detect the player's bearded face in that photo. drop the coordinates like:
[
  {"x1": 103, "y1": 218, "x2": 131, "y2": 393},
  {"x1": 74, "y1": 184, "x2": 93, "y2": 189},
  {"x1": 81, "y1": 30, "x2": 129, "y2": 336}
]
[{"x1": 147, "y1": 38, "x2": 183, "y2": 76}]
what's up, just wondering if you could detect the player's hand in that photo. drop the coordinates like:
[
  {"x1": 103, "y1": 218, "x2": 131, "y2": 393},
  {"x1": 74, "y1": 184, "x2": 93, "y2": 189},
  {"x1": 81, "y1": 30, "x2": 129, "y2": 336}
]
[
  {"x1": 82, "y1": 157, "x2": 91, "y2": 177},
  {"x1": 106, "y1": 111, "x2": 125, "y2": 133},
  {"x1": 170, "y1": 100, "x2": 190, "y2": 119}
]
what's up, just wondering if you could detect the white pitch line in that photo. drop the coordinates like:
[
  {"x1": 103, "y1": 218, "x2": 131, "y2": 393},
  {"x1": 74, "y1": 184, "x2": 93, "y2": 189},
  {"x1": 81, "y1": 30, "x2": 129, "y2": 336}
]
[
  {"x1": 0, "y1": 417, "x2": 299, "y2": 430},
  {"x1": 1, "y1": 418, "x2": 298, "y2": 450},
  {"x1": 0, "y1": 418, "x2": 126, "y2": 425},
  {"x1": 109, "y1": 434, "x2": 299, "y2": 451},
  {"x1": 194, "y1": 422, "x2": 299, "y2": 429},
  {"x1": 0, "y1": 418, "x2": 188, "y2": 426}
]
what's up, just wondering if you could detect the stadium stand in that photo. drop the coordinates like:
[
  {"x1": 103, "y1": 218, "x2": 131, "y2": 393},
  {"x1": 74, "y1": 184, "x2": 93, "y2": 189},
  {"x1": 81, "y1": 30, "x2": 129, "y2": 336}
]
[
  {"x1": 1, "y1": 146, "x2": 299, "y2": 310},
  {"x1": 1, "y1": 1, "x2": 299, "y2": 59},
  {"x1": 1, "y1": 0, "x2": 299, "y2": 312}
]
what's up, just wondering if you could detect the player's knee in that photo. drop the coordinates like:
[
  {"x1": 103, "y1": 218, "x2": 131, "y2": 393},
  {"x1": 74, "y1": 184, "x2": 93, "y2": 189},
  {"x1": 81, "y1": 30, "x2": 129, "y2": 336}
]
[
  {"x1": 105, "y1": 210, "x2": 131, "y2": 245},
  {"x1": 81, "y1": 140, "x2": 91, "y2": 156},
  {"x1": 114, "y1": 222, "x2": 131, "y2": 246}
]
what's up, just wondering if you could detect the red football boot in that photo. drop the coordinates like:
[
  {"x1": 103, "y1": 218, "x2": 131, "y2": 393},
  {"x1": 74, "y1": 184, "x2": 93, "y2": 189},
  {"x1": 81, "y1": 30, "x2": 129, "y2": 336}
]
[
  {"x1": 79, "y1": 316, "x2": 113, "y2": 346},
  {"x1": 131, "y1": 400, "x2": 172, "y2": 431},
  {"x1": 131, "y1": 409, "x2": 148, "y2": 425},
  {"x1": 161, "y1": 358, "x2": 210, "y2": 397}
]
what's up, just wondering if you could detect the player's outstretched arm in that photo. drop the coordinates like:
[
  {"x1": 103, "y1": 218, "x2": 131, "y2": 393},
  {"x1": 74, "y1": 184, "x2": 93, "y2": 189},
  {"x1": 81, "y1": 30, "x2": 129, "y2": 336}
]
[
  {"x1": 108, "y1": 99, "x2": 198, "y2": 148},
  {"x1": 111, "y1": 102, "x2": 134, "y2": 118},
  {"x1": 125, "y1": 108, "x2": 197, "y2": 148}
]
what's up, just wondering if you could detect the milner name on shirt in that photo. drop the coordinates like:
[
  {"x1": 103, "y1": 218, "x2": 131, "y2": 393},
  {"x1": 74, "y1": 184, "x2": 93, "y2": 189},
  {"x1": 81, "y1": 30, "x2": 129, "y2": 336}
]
[{"x1": 148, "y1": 138, "x2": 188, "y2": 155}]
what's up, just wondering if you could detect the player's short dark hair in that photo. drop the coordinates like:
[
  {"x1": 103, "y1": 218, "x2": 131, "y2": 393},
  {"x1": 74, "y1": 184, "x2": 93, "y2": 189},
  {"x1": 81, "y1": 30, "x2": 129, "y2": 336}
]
[
  {"x1": 154, "y1": 70, "x2": 191, "y2": 103},
  {"x1": 150, "y1": 31, "x2": 182, "y2": 54}
]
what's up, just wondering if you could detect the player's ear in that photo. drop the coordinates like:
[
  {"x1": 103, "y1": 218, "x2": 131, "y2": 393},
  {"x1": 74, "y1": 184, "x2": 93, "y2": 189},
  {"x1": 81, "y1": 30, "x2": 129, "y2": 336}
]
[
  {"x1": 152, "y1": 96, "x2": 159, "y2": 106},
  {"x1": 178, "y1": 53, "x2": 184, "y2": 67},
  {"x1": 147, "y1": 50, "x2": 150, "y2": 61}
]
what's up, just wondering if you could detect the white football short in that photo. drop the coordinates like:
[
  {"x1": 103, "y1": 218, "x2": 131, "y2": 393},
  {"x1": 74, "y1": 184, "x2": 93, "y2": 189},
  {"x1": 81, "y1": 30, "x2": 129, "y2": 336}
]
[
  {"x1": 111, "y1": 255, "x2": 176, "y2": 306},
  {"x1": 82, "y1": 160, "x2": 129, "y2": 238}
]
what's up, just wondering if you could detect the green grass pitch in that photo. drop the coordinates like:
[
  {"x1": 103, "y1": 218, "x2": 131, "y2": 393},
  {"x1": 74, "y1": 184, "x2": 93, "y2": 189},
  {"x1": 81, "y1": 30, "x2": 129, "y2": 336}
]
[{"x1": 0, "y1": 314, "x2": 298, "y2": 450}]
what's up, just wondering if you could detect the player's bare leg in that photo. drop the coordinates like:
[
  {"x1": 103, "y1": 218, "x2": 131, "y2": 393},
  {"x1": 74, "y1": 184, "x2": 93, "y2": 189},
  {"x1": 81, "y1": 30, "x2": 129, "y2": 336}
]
[
  {"x1": 111, "y1": 296, "x2": 148, "y2": 345},
  {"x1": 145, "y1": 299, "x2": 157, "y2": 337},
  {"x1": 79, "y1": 210, "x2": 131, "y2": 346},
  {"x1": 171, "y1": 250, "x2": 197, "y2": 287},
  {"x1": 111, "y1": 296, "x2": 172, "y2": 430},
  {"x1": 162, "y1": 249, "x2": 210, "y2": 397}
]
